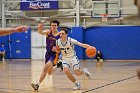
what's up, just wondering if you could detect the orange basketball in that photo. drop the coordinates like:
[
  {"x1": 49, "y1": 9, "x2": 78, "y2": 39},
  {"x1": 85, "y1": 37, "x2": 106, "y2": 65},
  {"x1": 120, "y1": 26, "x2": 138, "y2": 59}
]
[{"x1": 86, "y1": 47, "x2": 96, "y2": 58}]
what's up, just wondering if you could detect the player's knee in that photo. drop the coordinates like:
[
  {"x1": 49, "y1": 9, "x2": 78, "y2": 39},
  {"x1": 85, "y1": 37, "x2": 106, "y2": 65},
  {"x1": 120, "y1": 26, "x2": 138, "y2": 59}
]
[
  {"x1": 43, "y1": 65, "x2": 49, "y2": 73},
  {"x1": 74, "y1": 69, "x2": 81, "y2": 76},
  {"x1": 47, "y1": 67, "x2": 53, "y2": 75},
  {"x1": 63, "y1": 67, "x2": 69, "y2": 73}
]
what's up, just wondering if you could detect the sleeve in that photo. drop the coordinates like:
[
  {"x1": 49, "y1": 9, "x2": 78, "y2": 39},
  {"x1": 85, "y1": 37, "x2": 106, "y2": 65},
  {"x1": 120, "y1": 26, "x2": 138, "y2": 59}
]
[
  {"x1": 0, "y1": 47, "x2": 5, "y2": 52},
  {"x1": 70, "y1": 38, "x2": 78, "y2": 45}
]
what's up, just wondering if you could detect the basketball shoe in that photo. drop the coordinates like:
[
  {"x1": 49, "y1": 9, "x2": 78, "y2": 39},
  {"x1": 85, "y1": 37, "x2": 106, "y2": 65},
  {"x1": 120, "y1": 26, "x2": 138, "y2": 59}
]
[
  {"x1": 31, "y1": 83, "x2": 39, "y2": 90},
  {"x1": 73, "y1": 82, "x2": 81, "y2": 90},
  {"x1": 83, "y1": 68, "x2": 91, "y2": 79}
]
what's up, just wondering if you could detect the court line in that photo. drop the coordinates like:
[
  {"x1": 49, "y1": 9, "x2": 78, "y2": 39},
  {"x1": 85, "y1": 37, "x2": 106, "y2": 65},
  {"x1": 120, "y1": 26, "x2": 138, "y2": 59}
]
[
  {"x1": 0, "y1": 88, "x2": 32, "y2": 92},
  {"x1": 82, "y1": 75, "x2": 137, "y2": 93},
  {"x1": 0, "y1": 91, "x2": 11, "y2": 93}
]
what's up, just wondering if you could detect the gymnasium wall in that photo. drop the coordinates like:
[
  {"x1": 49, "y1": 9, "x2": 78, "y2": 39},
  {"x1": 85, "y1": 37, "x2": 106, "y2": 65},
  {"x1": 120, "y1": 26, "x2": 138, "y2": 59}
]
[
  {"x1": 1, "y1": 26, "x2": 140, "y2": 60},
  {"x1": 72, "y1": 26, "x2": 140, "y2": 60}
]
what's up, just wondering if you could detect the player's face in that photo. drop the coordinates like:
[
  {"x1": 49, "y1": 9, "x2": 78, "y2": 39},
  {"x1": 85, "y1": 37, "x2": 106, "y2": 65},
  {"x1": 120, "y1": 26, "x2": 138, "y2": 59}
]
[
  {"x1": 50, "y1": 23, "x2": 58, "y2": 31},
  {"x1": 60, "y1": 30, "x2": 67, "y2": 39}
]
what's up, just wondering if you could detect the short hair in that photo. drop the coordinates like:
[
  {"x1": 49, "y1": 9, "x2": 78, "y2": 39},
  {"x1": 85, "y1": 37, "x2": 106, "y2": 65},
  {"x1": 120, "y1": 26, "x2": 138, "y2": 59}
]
[
  {"x1": 61, "y1": 28, "x2": 68, "y2": 34},
  {"x1": 50, "y1": 20, "x2": 60, "y2": 26}
]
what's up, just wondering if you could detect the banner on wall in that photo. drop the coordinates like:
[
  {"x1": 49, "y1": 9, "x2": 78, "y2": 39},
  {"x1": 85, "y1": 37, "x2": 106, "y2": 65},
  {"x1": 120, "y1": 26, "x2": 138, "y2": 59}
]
[{"x1": 20, "y1": 0, "x2": 58, "y2": 10}]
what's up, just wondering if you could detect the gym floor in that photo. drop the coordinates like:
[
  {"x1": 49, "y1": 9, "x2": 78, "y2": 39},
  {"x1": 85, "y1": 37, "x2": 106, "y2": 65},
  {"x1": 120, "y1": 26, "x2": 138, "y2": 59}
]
[{"x1": 0, "y1": 59, "x2": 140, "y2": 93}]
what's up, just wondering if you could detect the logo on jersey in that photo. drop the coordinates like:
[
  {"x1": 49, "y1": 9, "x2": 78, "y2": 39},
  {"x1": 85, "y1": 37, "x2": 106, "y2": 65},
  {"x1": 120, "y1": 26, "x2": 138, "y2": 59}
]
[{"x1": 60, "y1": 47, "x2": 70, "y2": 54}]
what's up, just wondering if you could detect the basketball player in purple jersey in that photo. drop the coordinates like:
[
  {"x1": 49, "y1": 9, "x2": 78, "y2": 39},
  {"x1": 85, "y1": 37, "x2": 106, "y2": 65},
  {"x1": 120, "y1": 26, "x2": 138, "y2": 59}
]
[{"x1": 31, "y1": 20, "x2": 60, "y2": 90}]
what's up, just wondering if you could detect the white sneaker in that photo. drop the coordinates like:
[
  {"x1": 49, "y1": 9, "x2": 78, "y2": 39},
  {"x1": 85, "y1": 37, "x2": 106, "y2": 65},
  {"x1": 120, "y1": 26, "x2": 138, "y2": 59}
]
[
  {"x1": 83, "y1": 68, "x2": 91, "y2": 79},
  {"x1": 73, "y1": 82, "x2": 81, "y2": 90}
]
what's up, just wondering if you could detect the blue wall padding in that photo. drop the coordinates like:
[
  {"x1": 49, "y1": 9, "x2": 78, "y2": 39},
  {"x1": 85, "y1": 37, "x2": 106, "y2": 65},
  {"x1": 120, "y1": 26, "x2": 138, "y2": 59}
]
[
  {"x1": 84, "y1": 26, "x2": 140, "y2": 60},
  {"x1": 0, "y1": 28, "x2": 31, "y2": 59},
  {"x1": 10, "y1": 28, "x2": 31, "y2": 58},
  {"x1": 71, "y1": 27, "x2": 84, "y2": 59}
]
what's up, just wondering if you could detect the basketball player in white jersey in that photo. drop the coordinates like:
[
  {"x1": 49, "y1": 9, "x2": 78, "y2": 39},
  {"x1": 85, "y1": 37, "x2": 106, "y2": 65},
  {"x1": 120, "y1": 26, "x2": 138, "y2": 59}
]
[{"x1": 52, "y1": 28, "x2": 95, "y2": 90}]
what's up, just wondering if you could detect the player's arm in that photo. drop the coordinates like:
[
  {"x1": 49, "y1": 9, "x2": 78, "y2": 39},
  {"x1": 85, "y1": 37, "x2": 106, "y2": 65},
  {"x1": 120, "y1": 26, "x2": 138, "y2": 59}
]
[
  {"x1": 70, "y1": 38, "x2": 91, "y2": 48},
  {"x1": 0, "y1": 25, "x2": 28, "y2": 36},
  {"x1": 52, "y1": 40, "x2": 60, "y2": 53},
  {"x1": 38, "y1": 23, "x2": 50, "y2": 36},
  {"x1": 76, "y1": 42, "x2": 91, "y2": 48},
  {"x1": 0, "y1": 28, "x2": 16, "y2": 36},
  {"x1": 52, "y1": 46, "x2": 60, "y2": 53}
]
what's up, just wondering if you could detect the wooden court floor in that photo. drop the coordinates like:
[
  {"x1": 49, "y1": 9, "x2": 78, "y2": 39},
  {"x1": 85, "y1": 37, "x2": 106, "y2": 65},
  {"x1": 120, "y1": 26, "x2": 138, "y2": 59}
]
[{"x1": 0, "y1": 59, "x2": 140, "y2": 93}]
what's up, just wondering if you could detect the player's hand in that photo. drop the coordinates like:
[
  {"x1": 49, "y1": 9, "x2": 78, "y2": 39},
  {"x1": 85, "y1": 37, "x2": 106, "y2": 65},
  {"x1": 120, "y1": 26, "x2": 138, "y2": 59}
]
[
  {"x1": 15, "y1": 25, "x2": 28, "y2": 32},
  {"x1": 87, "y1": 46, "x2": 95, "y2": 49},
  {"x1": 38, "y1": 23, "x2": 44, "y2": 29},
  {"x1": 52, "y1": 46, "x2": 60, "y2": 53}
]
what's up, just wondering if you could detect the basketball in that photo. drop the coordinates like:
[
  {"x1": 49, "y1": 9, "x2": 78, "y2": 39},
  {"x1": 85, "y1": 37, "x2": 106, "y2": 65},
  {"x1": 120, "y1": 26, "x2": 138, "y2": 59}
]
[{"x1": 86, "y1": 46, "x2": 96, "y2": 58}]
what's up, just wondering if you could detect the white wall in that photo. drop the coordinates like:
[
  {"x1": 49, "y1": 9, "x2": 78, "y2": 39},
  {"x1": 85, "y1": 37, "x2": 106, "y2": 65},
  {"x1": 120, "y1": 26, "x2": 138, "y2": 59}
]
[{"x1": 31, "y1": 31, "x2": 46, "y2": 60}]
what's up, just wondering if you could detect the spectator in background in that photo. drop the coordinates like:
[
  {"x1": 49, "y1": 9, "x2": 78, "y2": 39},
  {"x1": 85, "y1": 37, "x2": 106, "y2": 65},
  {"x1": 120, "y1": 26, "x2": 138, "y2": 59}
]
[
  {"x1": 0, "y1": 43, "x2": 6, "y2": 61},
  {"x1": 95, "y1": 50, "x2": 103, "y2": 62},
  {"x1": 95, "y1": 50, "x2": 103, "y2": 67}
]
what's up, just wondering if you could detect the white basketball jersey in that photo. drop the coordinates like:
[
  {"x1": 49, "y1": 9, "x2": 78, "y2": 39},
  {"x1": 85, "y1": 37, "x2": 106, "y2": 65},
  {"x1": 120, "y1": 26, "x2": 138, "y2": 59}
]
[{"x1": 56, "y1": 37, "x2": 78, "y2": 58}]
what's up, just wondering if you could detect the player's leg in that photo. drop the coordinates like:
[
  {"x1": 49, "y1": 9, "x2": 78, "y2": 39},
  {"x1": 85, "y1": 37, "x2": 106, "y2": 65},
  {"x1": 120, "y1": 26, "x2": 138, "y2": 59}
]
[
  {"x1": 96, "y1": 57, "x2": 100, "y2": 62},
  {"x1": 39, "y1": 61, "x2": 53, "y2": 83},
  {"x1": 72, "y1": 57, "x2": 91, "y2": 79},
  {"x1": 47, "y1": 60, "x2": 63, "y2": 75},
  {"x1": 56, "y1": 59, "x2": 63, "y2": 71},
  {"x1": 62, "y1": 60, "x2": 81, "y2": 90},
  {"x1": 31, "y1": 60, "x2": 53, "y2": 90},
  {"x1": 47, "y1": 53, "x2": 59, "y2": 75},
  {"x1": 0, "y1": 53, "x2": 2, "y2": 61},
  {"x1": 2, "y1": 52, "x2": 5, "y2": 61},
  {"x1": 57, "y1": 54, "x2": 63, "y2": 70},
  {"x1": 31, "y1": 53, "x2": 53, "y2": 90},
  {"x1": 48, "y1": 53, "x2": 64, "y2": 75},
  {"x1": 47, "y1": 65, "x2": 57, "y2": 75}
]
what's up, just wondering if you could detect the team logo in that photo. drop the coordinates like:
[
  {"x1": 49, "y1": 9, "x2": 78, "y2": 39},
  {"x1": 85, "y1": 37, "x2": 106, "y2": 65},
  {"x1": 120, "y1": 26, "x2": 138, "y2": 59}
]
[{"x1": 29, "y1": 2, "x2": 50, "y2": 9}]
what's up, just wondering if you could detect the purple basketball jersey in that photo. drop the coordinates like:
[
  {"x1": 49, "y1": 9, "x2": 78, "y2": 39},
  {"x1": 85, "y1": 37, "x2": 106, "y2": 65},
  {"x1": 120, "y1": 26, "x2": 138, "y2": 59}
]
[
  {"x1": 46, "y1": 32, "x2": 60, "y2": 52},
  {"x1": 45, "y1": 32, "x2": 60, "y2": 64}
]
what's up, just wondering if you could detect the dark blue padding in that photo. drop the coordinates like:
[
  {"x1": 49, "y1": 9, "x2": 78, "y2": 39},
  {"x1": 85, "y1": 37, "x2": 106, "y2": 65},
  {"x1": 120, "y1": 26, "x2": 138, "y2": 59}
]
[
  {"x1": 71, "y1": 27, "x2": 84, "y2": 59},
  {"x1": 84, "y1": 26, "x2": 140, "y2": 60}
]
